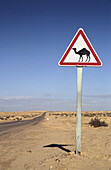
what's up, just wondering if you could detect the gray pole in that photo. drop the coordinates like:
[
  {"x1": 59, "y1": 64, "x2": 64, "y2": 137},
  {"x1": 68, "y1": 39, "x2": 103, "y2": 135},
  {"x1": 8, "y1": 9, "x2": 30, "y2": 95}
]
[{"x1": 76, "y1": 67, "x2": 82, "y2": 155}]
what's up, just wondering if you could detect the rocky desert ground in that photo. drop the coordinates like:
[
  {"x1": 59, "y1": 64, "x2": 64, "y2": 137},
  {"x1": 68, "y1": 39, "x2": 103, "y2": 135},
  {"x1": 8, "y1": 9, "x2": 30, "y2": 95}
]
[{"x1": 0, "y1": 111, "x2": 111, "y2": 170}]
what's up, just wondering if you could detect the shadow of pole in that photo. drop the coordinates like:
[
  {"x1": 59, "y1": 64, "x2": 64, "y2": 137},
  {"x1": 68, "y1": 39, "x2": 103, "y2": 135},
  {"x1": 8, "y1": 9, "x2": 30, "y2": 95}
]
[{"x1": 43, "y1": 144, "x2": 73, "y2": 153}]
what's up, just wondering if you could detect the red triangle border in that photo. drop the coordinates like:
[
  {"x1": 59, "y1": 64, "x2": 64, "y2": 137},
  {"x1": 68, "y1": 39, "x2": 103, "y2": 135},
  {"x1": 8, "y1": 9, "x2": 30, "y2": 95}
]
[{"x1": 59, "y1": 28, "x2": 102, "y2": 67}]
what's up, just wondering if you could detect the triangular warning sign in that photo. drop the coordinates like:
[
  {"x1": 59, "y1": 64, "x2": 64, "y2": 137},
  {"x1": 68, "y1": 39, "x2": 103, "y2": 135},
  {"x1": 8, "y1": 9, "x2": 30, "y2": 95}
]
[{"x1": 58, "y1": 28, "x2": 102, "y2": 67}]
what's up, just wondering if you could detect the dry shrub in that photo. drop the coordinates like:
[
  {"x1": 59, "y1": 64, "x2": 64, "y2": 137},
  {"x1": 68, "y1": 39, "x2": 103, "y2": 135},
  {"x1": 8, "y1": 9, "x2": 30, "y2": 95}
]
[{"x1": 89, "y1": 117, "x2": 108, "y2": 127}]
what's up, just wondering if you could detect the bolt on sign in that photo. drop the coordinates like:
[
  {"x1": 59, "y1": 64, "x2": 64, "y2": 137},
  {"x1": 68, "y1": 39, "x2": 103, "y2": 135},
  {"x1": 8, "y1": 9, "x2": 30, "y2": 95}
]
[{"x1": 58, "y1": 28, "x2": 102, "y2": 155}]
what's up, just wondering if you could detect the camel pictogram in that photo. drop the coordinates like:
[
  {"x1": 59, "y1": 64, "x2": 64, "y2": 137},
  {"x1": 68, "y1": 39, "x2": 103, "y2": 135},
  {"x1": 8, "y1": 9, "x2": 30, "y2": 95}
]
[{"x1": 72, "y1": 48, "x2": 90, "y2": 62}]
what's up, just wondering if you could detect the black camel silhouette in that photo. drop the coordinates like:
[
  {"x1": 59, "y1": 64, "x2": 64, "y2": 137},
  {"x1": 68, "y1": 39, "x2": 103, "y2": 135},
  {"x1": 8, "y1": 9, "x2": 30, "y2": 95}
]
[{"x1": 72, "y1": 48, "x2": 90, "y2": 62}]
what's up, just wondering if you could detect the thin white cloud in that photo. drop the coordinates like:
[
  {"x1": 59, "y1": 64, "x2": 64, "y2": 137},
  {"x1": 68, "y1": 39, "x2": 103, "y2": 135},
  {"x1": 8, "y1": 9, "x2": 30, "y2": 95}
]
[
  {"x1": 0, "y1": 95, "x2": 111, "y2": 112},
  {"x1": 0, "y1": 96, "x2": 36, "y2": 101},
  {"x1": 82, "y1": 94, "x2": 111, "y2": 111},
  {"x1": 83, "y1": 94, "x2": 111, "y2": 99}
]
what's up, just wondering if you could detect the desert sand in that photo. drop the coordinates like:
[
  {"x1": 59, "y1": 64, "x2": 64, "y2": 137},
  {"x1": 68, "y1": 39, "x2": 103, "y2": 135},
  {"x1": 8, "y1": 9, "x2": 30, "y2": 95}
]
[{"x1": 0, "y1": 111, "x2": 111, "y2": 170}]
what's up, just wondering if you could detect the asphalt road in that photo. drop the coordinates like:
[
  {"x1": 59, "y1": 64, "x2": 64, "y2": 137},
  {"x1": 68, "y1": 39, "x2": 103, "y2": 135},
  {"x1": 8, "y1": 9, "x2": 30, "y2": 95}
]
[{"x1": 0, "y1": 112, "x2": 46, "y2": 133}]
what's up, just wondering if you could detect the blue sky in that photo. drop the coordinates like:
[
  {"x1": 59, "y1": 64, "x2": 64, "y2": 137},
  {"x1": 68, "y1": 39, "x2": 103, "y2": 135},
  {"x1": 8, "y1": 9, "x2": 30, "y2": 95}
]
[{"x1": 0, "y1": 0, "x2": 111, "y2": 112}]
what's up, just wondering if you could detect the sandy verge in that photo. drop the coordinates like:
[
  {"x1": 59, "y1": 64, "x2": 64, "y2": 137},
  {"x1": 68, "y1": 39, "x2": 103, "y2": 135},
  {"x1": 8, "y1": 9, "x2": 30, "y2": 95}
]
[
  {"x1": 0, "y1": 111, "x2": 45, "y2": 122},
  {"x1": 0, "y1": 111, "x2": 111, "y2": 170}
]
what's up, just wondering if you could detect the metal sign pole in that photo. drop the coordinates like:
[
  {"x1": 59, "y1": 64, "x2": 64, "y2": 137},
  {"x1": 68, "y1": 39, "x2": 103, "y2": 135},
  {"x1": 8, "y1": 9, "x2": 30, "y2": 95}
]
[{"x1": 76, "y1": 67, "x2": 83, "y2": 155}]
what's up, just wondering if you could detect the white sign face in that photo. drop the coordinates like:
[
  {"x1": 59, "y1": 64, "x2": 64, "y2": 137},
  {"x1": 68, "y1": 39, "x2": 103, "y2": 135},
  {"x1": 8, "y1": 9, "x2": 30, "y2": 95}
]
[
  {"x1": 58, "y1": 28, "x2": 102, "y2": 67},
  {"x1": 64, "y1": 34, "x2": 97, "y2": 63}
]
